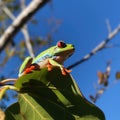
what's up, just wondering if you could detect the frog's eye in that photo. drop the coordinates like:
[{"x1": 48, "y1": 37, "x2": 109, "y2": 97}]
[{"x1": 57, "y1": 41, "x2": 66, "y2": 48}]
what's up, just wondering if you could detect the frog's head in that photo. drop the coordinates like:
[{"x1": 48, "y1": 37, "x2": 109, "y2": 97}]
[{"x1": 52, "y1": 41, "x2": 75, "y2": 64}]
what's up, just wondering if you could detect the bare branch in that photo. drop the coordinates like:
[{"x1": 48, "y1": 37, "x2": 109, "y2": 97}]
[
  {"x1": 0, "y1": 0, "x2": 49, "y2": 52},
  {"x1": 0, "y1": 78, "x2": 17, "y2": 86},
  {"x1": 22, "y1": 26, "x2": 35, "y2": 57},
  {"x1": 106, "y1": 19, "x2": 112, "y2": 34},
  {"x1": 0, "y1": 1, "x2": 15, "y2": 20},
  {"x1": 67, "y1": 24, "x2": 120, "y2": 69},
  {"x1": 20, "y1": 0, "x2": 35, "y2": 57},
  {"x1": 0, "y1": 0, "x2": 35, "y2": 57}
]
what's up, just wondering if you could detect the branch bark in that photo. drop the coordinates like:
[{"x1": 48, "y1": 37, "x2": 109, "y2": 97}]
[
  {"x1": 0, "y1": 0, "x2": 35, "y2": 57},
  {"x1": 0, "y1": 0, "x2": 49, "y2": 52},
  {"x1": 67, "y1": 24, "x2": 120, "y2": 69},
  {"x1": 20, "y1": 0, "x2": 35, "y2": 58}
]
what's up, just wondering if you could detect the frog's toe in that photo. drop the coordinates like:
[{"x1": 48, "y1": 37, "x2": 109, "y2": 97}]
[
  {"x1": 24, "y1": 65, "x2": 35, "y2": 74},
  {"x1": 61, "y1": 68, "x2": 72, "y2": 75},
  {"x1": 47, "y1": 62, "x2": 53, "y2": 71}
]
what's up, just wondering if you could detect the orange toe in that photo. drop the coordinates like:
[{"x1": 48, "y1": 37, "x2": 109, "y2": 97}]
[
  {"x1": 61, "y1": 68, "x2": 72, "y2": 75},
  {"x1": 47, "y1": 62, "x2": 53, "y2": 71},
  {"x1": 24, "y1": 65, "x2": 35, "y2": 74}
]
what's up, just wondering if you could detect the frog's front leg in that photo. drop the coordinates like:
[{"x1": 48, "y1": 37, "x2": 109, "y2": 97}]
[{"x1": 47, "y1": 58, "x2": 71, "y2": 75}]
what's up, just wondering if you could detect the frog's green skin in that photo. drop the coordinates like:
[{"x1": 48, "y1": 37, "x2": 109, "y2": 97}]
[{"x1": 19, "y1": 41, "x2": 75, "y2": 77}]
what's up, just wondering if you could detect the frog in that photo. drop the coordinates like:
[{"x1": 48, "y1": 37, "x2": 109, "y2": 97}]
[{"x1": 18, "y1": 41, "x2": 75, "y2": 77}]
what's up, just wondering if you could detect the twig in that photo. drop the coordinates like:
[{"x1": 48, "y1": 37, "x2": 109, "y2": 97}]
[
  {"x1": 0, "y1": 0, "x2": 49, "y2": 52},
  {"x1": 106, "y1": 19, "x2": 112, "y2": 34},
  {"x1": 67, "y1": 24, "x2": 120, "y2": 69},
  {"x1": 0, "y1": 0, "x2": 35, "y2": 57},
  {"x1": 20, "y1": 0, "x2": 35, "y2": 57},
  {"x1": 22, "y1": 26, "x2": 35, "y2": 57},
  {"x1": 0, "y1": 78, "x2": 17, "y2": 86}
]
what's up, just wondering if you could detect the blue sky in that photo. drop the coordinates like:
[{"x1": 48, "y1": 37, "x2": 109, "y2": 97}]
[
  {"x1": 1, "y1": 0, "x2": 120, "y2": 119},
  {"x1": 49, "y1": 1, "x2": 120, "y2": 120}
]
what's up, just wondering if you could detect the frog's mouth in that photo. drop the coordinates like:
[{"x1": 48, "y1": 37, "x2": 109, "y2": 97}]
[{"x1": 54, "y1": 49, "x2": 75, "y2": 64}]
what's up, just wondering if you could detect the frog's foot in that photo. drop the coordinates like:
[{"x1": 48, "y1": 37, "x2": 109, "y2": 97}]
[
  {"x1": 47, "y1": 62, "x2": 53, "y2": 71},
  {"x1": 24, "y1": 64, "x2": 40, "y2": 75},
  {"x1": 47, "y1": 60, "x2": 72, "y2": 75},
  {"x1": 24, "y1": 65, "x2": 36, "y2": 74},
  {"x1": 61, "y1": 67, "x2": 72, "y2": 75}
]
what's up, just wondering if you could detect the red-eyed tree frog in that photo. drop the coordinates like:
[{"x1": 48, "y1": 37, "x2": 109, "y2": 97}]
[{"x1": 18, "y1": 41, "x2": 75, "y2": 77}]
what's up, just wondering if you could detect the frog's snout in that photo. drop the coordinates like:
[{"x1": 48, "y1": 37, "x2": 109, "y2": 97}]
[{"x1": 71, "y1": 44, "x2": 75, "y2": 50}]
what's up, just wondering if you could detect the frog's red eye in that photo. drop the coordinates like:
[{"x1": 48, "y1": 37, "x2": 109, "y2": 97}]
[{"x1": 57, "y1": 41, "x2": 66, "y2": 48}]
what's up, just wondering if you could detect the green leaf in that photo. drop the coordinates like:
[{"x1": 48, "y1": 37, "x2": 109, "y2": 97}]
[
  {"x1": 0, "y1": 86, "x2": 10, "y2": 100},
  {"x1": 5, "y1": 68, "x2": 105, "y2": 120},
  {"x1": 5, "y1": 103, "x2": 23, "y2": 120},
  {"x1": 0, "y1": 86, "x2": 18, "y2": 100}
]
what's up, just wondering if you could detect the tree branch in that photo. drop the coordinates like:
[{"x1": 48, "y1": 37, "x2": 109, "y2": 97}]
[
  {"x1": 0, "y1": 0, "x2": 35, "y2": 57},
  {"x1": 106, "y1": 19, "x2": 112, "y2": 34},
  {"x1": 0, "y1": 78, "x2": 17, "y2": 86},
  {"x1": 0, "y1": 0, "x2": 49, "y2": 52},
  {"x1": 67, "y1": 24, "x2": 120, "y2": 69},
  {"x1": 20, "y1": 0, "x2": 35, "y2": 58}
]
